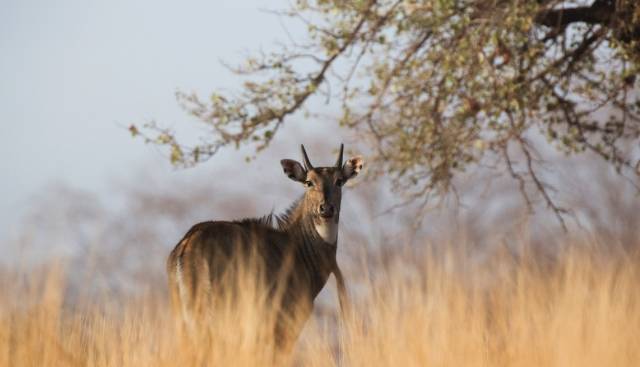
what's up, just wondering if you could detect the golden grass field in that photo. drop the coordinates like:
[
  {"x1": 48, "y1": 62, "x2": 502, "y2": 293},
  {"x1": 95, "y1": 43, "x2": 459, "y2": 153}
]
[{"x1": 1, "y1": 241, "x2": 639, "y2": 367}]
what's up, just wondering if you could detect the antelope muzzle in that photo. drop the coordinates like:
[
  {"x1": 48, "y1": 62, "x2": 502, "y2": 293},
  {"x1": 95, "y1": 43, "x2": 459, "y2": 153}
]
[{"x1": 319, "y1": 203, "x2": 335, "y2": 219}]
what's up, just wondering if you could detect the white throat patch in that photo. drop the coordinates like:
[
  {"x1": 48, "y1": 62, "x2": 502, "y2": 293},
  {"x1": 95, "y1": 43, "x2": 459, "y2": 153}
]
[{"x1": 315, "y1": 220, "x2": 338, "y2": 244}]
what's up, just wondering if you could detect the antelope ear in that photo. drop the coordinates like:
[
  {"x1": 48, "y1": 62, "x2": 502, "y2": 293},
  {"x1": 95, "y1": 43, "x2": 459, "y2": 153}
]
[
  {"x1": 280, "y1": 159, "x2": 306, "y2": 182},
  {"x1": 342, "y1": 156, "x2": 364, "y2": 181}
]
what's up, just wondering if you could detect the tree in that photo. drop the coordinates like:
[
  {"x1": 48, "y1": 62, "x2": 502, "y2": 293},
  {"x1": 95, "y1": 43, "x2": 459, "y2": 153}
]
[{"x1": 132, "y1": 0, "x2": 640, "y2": 227}]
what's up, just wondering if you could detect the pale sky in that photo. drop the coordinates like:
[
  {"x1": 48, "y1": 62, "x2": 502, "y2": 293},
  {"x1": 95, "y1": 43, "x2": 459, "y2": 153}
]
[{"x1": 0, "y1": 0, "x2": 303, "y2": 235}]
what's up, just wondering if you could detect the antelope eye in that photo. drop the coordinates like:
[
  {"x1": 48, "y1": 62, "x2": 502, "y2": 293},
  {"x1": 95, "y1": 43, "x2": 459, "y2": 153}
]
[
  {"x1": 304, "y1": 180, "x2": 314, "y2": 187},
  {"x1": 335, "y1": 179, "x2": 344, "y2": 187}
]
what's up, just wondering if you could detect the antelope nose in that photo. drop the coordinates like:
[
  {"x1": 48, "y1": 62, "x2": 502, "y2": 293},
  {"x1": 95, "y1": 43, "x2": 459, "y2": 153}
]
[{"x1": 319, "y1": 203, "x2": 335, "y2": 217}]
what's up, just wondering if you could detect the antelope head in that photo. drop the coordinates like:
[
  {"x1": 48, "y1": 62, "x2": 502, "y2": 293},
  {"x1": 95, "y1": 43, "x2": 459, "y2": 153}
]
[{"x1": 280, "y1": 144, "x2": 364, "y2": 243}]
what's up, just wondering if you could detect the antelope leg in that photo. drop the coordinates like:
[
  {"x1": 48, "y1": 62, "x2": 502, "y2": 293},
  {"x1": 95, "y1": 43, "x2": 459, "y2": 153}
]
[{"x1": 333, "y1": 265, "x2": 349, "y2": 318}]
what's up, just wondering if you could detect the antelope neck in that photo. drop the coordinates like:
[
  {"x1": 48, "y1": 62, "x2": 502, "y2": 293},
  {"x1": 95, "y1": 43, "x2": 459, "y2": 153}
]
[{"x1": 312, "y1": 217, "x2": 338, "y2": 244}]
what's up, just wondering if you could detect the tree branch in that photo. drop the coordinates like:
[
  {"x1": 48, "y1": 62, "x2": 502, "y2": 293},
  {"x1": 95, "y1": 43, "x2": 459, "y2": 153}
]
[{"x1": 534, "y1": 1, "x2": 614, "y2": 29}]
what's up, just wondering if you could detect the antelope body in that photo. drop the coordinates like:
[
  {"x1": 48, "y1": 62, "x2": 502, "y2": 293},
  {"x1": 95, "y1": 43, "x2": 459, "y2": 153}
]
[{"x1": 166, "y1": 144, "x2": 363, "y2": 347}]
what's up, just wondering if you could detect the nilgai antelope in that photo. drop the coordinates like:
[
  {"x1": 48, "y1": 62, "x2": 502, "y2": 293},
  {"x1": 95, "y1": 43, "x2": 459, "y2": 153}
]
[{"x1": 167, "y1": 144, "x2": 363, "y2": 347}]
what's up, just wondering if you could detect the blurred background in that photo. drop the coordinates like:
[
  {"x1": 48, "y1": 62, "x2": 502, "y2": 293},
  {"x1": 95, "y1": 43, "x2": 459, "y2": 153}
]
[
  {"x1": 1, "y1": 0, "x2": 379, "y2": 302},
  {"x1": 2, "y1": 0, "x2": 639, "y2": 307}
]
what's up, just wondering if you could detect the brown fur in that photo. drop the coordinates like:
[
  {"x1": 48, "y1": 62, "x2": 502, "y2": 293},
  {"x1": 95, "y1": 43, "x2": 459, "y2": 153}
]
[{"x1": 166, "y1": 145, "x2": 363, "y2": 349}]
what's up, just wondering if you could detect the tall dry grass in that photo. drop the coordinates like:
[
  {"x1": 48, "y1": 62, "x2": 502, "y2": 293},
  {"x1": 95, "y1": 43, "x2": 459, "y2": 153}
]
[{"x1": 1, "y1": 241, "x2": 639, "y2": 367}]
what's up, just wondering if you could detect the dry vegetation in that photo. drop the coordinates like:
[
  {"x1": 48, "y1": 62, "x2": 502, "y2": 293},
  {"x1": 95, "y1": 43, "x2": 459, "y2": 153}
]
[
  {"x1": 2, "y1": 144, "x2": 639, "y2": 366},
  {"x1": 1, "y1": 239, "x2": 639, "y2": 367}
]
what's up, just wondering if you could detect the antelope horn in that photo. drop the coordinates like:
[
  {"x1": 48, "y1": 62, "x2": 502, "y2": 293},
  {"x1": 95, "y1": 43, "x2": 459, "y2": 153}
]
[
  {"x1": 335, "y1": 143, "x2": 344, "y2": 168},
  {"x1": 301, "y1": 144, "x2": 314, "y2": 170}
]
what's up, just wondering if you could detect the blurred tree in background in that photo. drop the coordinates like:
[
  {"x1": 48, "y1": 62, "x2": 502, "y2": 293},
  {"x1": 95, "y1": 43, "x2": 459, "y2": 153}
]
[{"x1": 133, "y1": 0, "x2": 640, "y2": 224}]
